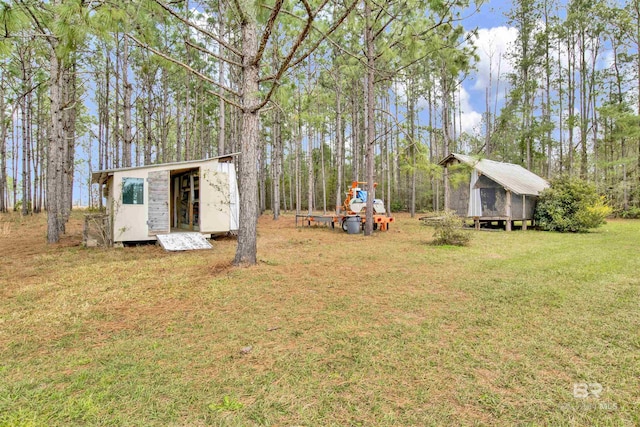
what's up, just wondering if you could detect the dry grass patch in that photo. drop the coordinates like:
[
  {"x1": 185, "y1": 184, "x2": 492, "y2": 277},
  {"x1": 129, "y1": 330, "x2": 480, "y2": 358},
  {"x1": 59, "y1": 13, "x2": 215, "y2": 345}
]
[
  {"x1": 0, "y1": 211, "x2": 638, "y2": 426},
  {"x1": 1, "y1": 221, "x2": 10, "y2": 237}
]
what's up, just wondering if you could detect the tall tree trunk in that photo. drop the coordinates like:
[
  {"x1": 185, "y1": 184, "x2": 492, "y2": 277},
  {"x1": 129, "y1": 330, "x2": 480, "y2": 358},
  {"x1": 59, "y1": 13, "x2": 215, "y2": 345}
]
[
  {"x1": 114, "y1": 34, "x2": 121, "y2": 168},
  {"x1": 307, "y1": 121, "x2": 313, "y2": 215},
  {"x1": 33, "y1": 87, "x2": 42, "y2": 213},
  {"x1": 12, "y1": 124, "x2": 17, "y2": 211},
  {"x1": 335, "y1": 76, "x2": 344, "y2": 213},
  {"x1": 442, "y1": 63, "x2": 452, "y2": 211},
  {"x1": 259, "y1": 137, "x2": 266, "y2": 214},
  {"x1": 218, "y1": 0, "x2": 226, "y2": 156},
  {"x1": 144, "y1": 68, "x2": 153, "y2": 165},
  {"x1": 637, "y1": 9, "x2": 640, "y2": 202},
  {"x1": 428, "y1": 86, "x2": 438, "y2": 210},
  {"x1": 61, "y1": 58, "x2": 77, "y2": 225},
  {"x1": 384, "y1": 91, "x2": 391, "y2": 215},
  {"x1": 234, "y1": 14, "x2": 259, "y2": 266},
  {"x1": 36, "y1": 88, "x2": 45, "y2": 213},
  {"x1": 134, "y1": 107, "x2": 139, "y2": 166},
  {"x1": 485, "y1": 86, "x2": 492, "y2": 156},
  {"x1": 47, "y1": 44, "x2": 66, "y2": 243},
  {"x1": 295, "y1": 118, "x2": 301, "y2": 214},
  {"x1": 272, "y1": 106, "x2": 282, "y2": 219},
  {"x1": 176, "y1": 93, "x2": 182, "y2": 162},
  {"x1": 320, "y1": 126, "x2": 327, "y2": 214},
  {"x1": 161, "y1": 68, "x2": 169, "y2": 163},
  {"x1": 20, "y1": 46, "x2": 31, "y2": 216},
  {"x1": 567, "y1": 35, "x2": 575, "y2": 176},
  {"x1": 184, "y1": 2, "x2": 192, "y2": 161},
  {"x1": 352, "y1": 90, "x2": 359, "y2": 182},
  {"x1": 104, "y1": 47, "x2": 111, "y2": 169},
  {"x1": 364, "y1": 0, "x2": 375, "y2": 236},
  {"x1": 408, "y1": 79, "x2": 416, "y2": 218},
  {"x1": 122, "y1": 36, "x2": 133, "y2": 168},
  {"x1": 282, "y1": 153, "x2": 287, "y2": 213},
  {"x1": 0, "y1": 72, "x2": 7, "y2": 213},
  {"x1": 543, "y1": 0, "x2": 552, "y2": 178},
  {"x1": 26, "y1": 79, "x2": 33, "y2": 213},
  {"x1": 579, "y1": 28, "x2": 588, "y2": 179},
  {"x1": 558, "y1": 38, "x2": 564, "y2": 173},
  {"x1": 394, "y1": 81, "x2": 400, "y2": 204}
]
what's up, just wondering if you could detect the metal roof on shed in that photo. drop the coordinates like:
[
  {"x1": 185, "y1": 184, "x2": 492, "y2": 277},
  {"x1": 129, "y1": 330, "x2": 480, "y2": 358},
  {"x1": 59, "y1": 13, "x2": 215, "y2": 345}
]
[
  {"x1": 439, "y1": 153, "x2": 549, "y2": 196},
  {"x1": 91, "y1": 153, "x2": 240, "y2": 185}
]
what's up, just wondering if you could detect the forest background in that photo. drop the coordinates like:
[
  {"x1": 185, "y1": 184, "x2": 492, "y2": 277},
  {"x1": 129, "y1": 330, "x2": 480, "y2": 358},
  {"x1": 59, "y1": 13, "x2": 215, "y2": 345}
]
[{"x1": 1, "y1": 0, "x2": 639, "y2": 236}]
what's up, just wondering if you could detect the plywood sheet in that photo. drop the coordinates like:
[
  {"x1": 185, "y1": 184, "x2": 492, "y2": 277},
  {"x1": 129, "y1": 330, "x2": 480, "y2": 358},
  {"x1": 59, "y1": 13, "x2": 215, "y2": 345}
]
[
  {"x1": 156, "y1": 232, "x2": 213, "y2": 251},
  {"x1": 148, "y1": 170, "x2": 170, "y2": 234}
]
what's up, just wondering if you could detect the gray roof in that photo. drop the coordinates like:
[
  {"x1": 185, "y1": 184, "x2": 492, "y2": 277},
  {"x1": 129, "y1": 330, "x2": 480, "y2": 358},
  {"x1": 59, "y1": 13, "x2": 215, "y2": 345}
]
[
  {"x1": 91, "y1": 153, "x2": 240, "y2": 184},
  {"x1": 440, "y1": 153, "x2": 549, "y2": 196}
]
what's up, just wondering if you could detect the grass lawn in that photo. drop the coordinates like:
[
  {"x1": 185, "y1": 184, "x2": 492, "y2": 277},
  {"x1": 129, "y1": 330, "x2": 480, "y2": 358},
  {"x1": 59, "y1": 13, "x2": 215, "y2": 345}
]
[{"x1": 1, "y1": 211, "x2": 638, "y2": 426}]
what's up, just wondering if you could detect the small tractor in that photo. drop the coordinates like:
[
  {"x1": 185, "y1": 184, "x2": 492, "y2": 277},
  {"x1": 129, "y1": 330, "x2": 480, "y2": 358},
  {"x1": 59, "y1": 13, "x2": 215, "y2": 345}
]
[
  {"x1": 295, "y1": 181, "x2": 394, "y2": 232},
  {"x1": 339, "y1": 181, "x2": 394, "y2": 231}
]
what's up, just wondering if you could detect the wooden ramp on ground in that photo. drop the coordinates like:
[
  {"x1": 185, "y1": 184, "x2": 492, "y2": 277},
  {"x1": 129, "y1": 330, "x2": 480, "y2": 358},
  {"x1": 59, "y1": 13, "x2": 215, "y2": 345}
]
[{"x1": 156, "y1": 233, "x2": 213, "y2": 251}]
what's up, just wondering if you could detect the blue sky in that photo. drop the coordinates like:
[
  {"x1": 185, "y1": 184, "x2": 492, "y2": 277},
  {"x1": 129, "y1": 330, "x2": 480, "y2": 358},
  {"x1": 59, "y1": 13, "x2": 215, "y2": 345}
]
[
  {"x1": 398, "y1": 0, "x2": 518, "y2": 154},
  {"x1": 464, "y1": 0, "x2": 511, "y2": 29},
  {"x1": 456, "y1": 0, "x2": 516, "y2": 136}
]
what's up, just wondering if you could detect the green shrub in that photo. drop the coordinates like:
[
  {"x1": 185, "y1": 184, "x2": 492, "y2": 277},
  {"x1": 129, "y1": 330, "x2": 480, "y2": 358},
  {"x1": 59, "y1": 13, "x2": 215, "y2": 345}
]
[
  {"x1": 430, "y1": 211, "x2": 471, "y2": 246},
  {"x1": 619, "y1": 206, "x2": 640, "y2": 219},
  {"x1": 534, "y1": 177, "x2": 612, "y2": 232},
  {"x1": 390, "y1": 200, "x2": 405, "y2": 212}
]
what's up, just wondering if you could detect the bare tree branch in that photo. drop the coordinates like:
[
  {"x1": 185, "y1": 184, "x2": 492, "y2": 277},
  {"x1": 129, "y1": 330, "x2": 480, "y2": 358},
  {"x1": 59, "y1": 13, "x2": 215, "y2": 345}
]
[
  {"x1": 204, "y1": 89, "x2": 241, "y2": 110},
  {"x1": 153, "y1": 0, "x2": 243, "y2": 58},
  {"x1": 253, "y1": 0, "x2": 284, "y2": 66},
  {"x1": 185, "y1": 39, "x2": 243, "y2": 67},
  {"x1": 384, "y1": 30, "x2": 472, "y2": 81},
  {"x1": 375, "y1": 107, "x2": 418, "y2": 148},
  {"x1": 249, "y1": 0, "x2": 316, "y2": 112},
  {"x1": 258, "y1": 1, "x2": 363, "y2": 82},
  {"x1": 230, "y1": 0, "x2": 247, "y2": 25},
  {"x1": 372, "y1": 0, "x2": 386, "y2": 23},
  {"x1": 286, "y1": 0, "x2": 359, "y2": 71},
  {"x1": 372, "y1": 8, "x2": 401, "y2": 41},
  {"x1": 15, "y1": 0, "x2": 54, "y2": 46},
  {"x1": 415, "y1": 1, "x2": 456, "y2": 38},
  {"x1": 127, "y1": 34, "x2": 243, "y2": 104}
]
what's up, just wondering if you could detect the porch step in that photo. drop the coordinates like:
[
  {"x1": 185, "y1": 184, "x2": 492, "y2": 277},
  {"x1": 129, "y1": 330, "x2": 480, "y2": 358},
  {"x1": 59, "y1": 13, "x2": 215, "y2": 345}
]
[{"x1": 156, "y1": 232, "x2": 213, "y2": 251}]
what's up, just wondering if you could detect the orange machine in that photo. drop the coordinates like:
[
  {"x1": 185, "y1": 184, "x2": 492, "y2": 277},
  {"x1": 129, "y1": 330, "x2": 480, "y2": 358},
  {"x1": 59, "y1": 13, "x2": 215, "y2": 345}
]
[
  {"x1": 297, "y1": 182, "x2": 394, "y2": 232},
  {"x1": 340, "y1": 181, "x2": 394, "y2": 231}
]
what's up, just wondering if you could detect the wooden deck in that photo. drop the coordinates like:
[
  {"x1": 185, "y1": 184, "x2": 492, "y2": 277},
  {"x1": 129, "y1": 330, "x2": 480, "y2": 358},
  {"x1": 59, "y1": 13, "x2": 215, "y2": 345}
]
[{"x1": 419, "y1": 215, "x2": 535, "y2": 231}]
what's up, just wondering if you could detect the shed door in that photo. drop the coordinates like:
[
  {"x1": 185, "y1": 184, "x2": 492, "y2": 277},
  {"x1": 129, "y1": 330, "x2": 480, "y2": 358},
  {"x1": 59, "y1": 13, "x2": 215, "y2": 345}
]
[
  {"x1": 200, "y1": 166, "x2": 230, "y2": 233},
  {"x1": 147, "y1": 170, "x2": 170, "y2": 235}
]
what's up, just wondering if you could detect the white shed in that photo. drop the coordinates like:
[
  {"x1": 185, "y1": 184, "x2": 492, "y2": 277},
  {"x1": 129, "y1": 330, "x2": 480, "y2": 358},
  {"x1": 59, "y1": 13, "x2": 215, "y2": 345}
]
[{"x1": 91, "y1": 155, "x2": 239, "y2": 244}]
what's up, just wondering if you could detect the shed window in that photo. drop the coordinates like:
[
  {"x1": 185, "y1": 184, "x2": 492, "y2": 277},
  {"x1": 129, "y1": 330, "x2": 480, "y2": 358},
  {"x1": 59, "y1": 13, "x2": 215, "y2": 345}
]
[
  {"x1": 122, "y1": 178, "x2": 144, "y2": 205},
  {"x1": 480, "y1": 188, "x2": 497, "y2": 211}
]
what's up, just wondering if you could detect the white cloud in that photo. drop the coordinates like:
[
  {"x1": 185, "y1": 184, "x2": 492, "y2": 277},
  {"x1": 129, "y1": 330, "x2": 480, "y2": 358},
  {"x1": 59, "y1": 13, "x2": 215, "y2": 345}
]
[
  {"x1": 395, "y1": 25, "x2": 522, "y2": 137},
  {"x1": 601, "y1": 49, "x2": 616, "y2": 70},
  {"x1": 448, "y1": 25, "x2": 519, "y2": 137},
  {"x1": 469, "y1": 26, "x2": 518, "y2": 92},
  {"x1": 456, "y1": 85, "x2": 484, "y2": 135},
  {"x1": 460, "y1": 110, "x2": 484, "y2": 135}
]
